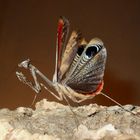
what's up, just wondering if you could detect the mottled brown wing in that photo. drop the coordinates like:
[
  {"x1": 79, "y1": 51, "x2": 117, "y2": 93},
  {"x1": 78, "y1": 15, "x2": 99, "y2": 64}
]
[
  {"x1": 58, "y1": 34, "x2": 84, "y2": 81},
  {"x1": 53, "y1": 17, "x2": 82, "y2": 82},
  {"x1": 62, "y1": 38, "x2": 107, "y2": 94}
]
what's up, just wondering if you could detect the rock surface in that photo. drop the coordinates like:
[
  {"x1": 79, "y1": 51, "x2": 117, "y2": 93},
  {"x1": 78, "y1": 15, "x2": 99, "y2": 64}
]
[{"x1": 0, "y1": 99, "x2": 140, "y2": 140}]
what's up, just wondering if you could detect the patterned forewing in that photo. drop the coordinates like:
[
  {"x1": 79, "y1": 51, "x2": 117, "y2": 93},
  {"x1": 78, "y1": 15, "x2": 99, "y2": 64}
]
[
  {"x1": 66, "y1": 45, "x2": 107, "y2": 93},
  {"x1": 61, "y1": 39, "x2": 87, "y2": 83},
  {"x1": 53, "y1": 17, "x2": 70, "y2": 82},
  {"x1": 58, "y1": 31, "x2": 82, "y2": 81}
]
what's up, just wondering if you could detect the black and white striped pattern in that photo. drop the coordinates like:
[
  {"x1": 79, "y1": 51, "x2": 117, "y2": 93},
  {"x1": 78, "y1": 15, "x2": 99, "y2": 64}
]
[{"x1": 60, "y1": 41, "x2": 107, "y2": 93}]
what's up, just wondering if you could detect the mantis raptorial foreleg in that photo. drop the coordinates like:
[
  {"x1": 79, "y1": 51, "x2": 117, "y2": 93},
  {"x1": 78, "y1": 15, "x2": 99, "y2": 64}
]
[{"x1": 16, "y1": 59, "x2": 64, "y2": 101}]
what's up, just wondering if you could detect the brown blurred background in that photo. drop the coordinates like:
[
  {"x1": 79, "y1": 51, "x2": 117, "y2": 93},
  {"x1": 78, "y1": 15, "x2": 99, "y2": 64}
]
[{"x1": 0, "y1": 0, "x2": 140, "y2": 109}]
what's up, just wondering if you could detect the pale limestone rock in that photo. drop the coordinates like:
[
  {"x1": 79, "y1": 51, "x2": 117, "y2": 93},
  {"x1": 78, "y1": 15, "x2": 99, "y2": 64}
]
[{"x1": 0, "y1": 99, "x2": 140, "y2": 140}]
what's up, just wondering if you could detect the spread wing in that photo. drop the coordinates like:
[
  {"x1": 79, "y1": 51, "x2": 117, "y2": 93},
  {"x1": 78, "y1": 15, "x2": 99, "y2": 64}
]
[
  {"x1": 53, "y1": 17, "x2": 69, "y2": 82},
  {"x1": 53, "y1": 17, "x2": 106, "y2": 94},
  {"x1": 62, "y1": 38, "x2": 107, "y2": 94},
  {"x1": 53, "y1": 17, "x2": 82, "y2": 82},
  {"x1": 58, "y1": 31, "x2": 82, "y2": 80}
]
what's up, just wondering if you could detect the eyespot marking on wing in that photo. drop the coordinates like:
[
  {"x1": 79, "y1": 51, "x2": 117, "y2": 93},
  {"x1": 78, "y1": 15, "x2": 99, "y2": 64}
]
[{"x1": 85, "y1": 45, "x2": 102, "y2": 59}]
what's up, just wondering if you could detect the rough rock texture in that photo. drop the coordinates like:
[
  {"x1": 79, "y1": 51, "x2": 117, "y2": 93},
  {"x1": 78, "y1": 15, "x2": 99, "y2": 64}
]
[{"x1": 0, "y1": 99, "x2": 140, "y2": 140}]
